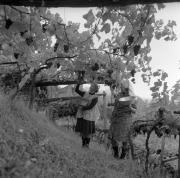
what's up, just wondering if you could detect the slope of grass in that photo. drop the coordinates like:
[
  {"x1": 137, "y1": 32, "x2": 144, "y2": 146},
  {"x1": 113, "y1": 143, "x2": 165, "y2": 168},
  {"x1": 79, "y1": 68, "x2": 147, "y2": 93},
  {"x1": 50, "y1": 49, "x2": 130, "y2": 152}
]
[{"x1": 0, "y1": 94, "x2": 143, "y2": 178}]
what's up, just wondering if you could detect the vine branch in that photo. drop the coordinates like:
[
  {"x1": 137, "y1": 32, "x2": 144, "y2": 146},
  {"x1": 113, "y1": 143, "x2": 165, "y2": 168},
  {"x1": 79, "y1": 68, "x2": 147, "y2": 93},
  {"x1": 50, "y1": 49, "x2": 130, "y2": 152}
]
[
  {"x1": 10, "y1": 6, "x2": 51, "y2": 21},
  {"x1": 0, "y1": 61, "x2": 18, "y2": 65},
  {"x1": 45, "y1": 55, "x2": 78, "y2": 64}
]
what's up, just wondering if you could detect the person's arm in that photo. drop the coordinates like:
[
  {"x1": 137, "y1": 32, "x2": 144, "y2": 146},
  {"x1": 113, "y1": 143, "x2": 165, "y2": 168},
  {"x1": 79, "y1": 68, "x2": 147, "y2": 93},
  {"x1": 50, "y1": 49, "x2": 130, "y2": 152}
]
[
  {"x1": 82, "y1": 97, "x2": 98, "y2": 111},
  {"x1": 75, "y1": 84, "x2": 85, "y2": 97},
  {"x1": 130, "y1": 103, "x2": 137, "y2": 113},
  {"x1": 131, "y1": 103, "x2": 137, "y2": 109}
]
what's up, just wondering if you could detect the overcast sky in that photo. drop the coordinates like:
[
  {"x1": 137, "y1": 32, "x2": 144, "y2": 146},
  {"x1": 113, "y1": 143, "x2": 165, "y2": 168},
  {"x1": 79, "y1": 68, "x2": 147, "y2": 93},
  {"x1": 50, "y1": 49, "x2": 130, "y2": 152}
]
[{"x1": 51, "y1": 3, "x2": 180, "y2": 100}]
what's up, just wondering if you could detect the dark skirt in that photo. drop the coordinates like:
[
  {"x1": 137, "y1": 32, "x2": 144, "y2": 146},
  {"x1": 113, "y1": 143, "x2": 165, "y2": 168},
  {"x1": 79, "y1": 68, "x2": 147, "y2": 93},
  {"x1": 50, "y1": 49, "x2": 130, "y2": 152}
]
[{"x1": 75, "y1": 117, "x2": 95, "y2": 136}]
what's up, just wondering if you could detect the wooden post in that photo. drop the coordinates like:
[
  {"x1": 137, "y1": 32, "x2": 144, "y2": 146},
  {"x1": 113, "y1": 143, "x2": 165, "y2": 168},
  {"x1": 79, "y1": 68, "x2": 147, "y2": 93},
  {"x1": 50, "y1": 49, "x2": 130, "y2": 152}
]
[
  {"x1": 102, "y1": 91, "x2": 107, "y2": 129},
  {"x1": 178, "y1": 129, "x2": 180, "y2": 178}
]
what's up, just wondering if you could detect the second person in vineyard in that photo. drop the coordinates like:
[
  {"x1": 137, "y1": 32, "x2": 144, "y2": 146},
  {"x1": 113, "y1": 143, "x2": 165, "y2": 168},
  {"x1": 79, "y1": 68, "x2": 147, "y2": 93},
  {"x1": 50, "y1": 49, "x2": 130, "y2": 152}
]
[{"x1": 109, "y1": 79, "x2": 137, "y2": 159}]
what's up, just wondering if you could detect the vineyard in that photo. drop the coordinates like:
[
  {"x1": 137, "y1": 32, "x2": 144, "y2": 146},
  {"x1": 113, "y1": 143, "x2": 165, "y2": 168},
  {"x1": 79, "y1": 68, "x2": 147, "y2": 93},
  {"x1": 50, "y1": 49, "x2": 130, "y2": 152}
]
[
  {"x1": 49, "y1": 104, "x2": 180, "y2": 177},
  {"x1": 0, "y1": 1, "x2": 180, "y2": 178}
]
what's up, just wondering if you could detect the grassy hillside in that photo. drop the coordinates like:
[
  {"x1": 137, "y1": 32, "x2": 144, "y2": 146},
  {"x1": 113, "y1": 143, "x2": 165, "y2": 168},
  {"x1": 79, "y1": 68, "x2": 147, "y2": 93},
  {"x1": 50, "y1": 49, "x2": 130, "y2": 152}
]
[{"x1": 0, "y1": 93, "x2": 144, "y2": 178}]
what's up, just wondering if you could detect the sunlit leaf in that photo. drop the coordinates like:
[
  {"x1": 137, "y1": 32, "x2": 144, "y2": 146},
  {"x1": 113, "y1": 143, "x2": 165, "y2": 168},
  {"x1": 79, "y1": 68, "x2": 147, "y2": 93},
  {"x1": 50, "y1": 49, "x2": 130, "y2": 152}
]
[{"x1": 47, "y1": 24, "x2": 56, "y2": 36}]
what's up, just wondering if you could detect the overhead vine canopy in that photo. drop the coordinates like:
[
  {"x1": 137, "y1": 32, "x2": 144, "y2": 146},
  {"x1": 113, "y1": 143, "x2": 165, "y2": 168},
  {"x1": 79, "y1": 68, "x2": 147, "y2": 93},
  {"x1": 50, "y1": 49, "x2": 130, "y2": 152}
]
[
  {"x1": 0, "y1": 3, "x2": 177, "y2": 105},
  {"x1": 0, "y1": 0, "x2": 178, "y2": 7}
]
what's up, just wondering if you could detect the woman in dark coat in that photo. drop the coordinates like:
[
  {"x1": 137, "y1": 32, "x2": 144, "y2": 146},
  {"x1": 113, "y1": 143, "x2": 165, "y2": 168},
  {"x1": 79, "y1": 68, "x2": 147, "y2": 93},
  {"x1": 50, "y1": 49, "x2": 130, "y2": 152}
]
[
  {"x1": 75, "y1": 82, "x2": 100, "y2": 148},
  {"x1": 109, "y1": 82, "x2": 137, "y2": 159}
]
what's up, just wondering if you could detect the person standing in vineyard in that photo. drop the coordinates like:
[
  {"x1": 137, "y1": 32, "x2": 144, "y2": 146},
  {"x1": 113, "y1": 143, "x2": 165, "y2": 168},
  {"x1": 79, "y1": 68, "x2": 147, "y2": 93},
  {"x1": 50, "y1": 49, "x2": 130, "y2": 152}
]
[
  {"x1": 109, "y1": 79, "x2": 137, "y2": 159},
  {"x1": 75, "y1": 82, "x2": 100, "y2": 148}
]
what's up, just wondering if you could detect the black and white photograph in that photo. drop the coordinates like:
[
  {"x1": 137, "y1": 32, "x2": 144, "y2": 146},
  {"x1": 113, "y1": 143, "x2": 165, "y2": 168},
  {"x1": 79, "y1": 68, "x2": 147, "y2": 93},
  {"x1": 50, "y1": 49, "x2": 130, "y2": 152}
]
[{"x1": 0, "y1": 0, "x2": 180, "y2": 177}]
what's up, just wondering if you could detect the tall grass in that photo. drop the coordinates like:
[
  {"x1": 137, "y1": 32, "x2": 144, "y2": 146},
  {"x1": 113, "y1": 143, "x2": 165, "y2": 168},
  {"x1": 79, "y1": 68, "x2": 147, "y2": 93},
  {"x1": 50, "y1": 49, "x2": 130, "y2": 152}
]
[
  {"x1": 0, "y1": 94, "x2": 128, "y2": 177},
  {"x1": 0, "y1": 93, "x2": 174, "y2": 178}
]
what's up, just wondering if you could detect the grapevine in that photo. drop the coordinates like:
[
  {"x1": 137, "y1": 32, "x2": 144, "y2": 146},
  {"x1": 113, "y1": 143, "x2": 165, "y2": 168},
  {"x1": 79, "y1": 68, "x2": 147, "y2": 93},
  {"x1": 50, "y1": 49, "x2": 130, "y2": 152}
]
[
  {"x1": 130, "y1": 107, "x2": 180, "y2": 175},
  {"x1": 0, "y1": 4, "x2": 178, "y2": 177}
]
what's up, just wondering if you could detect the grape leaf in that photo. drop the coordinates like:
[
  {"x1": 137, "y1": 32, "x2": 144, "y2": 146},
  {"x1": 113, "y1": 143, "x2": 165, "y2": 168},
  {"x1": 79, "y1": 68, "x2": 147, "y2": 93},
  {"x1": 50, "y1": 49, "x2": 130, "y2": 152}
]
[
  {"x1": 100, "y1": 23, "x2": 111, "y2": 34},
  {"x1": 102, "y1": 12, "x2": 109, "y2": 22},
  {"x1": 155, "y1": 32, "x2": 162, "y2": 40},
  {"x1": 83, "y1": 10, "x2": 95, "y2": 28},
  {"x1": 142, "y1": 68, "x2": 147, "y2": 72},
  {"x1": 47, "y1": 24, "x2": 56, "y2": 36},
  {"x1": 161, "y1": 72, "x2": 168, "y2": 81},
  {"x1": 154, "y1": 80, "x2": 162, "y2": 87},
  {"x1": 9, "y1": 21, "x2": 27, "y2": 33},
  {"x1": 163, "y1": 82, "x2": 168, "y2": 91},
  {"x1": 151, "y1": 92, "x2": 159, "y2": 98},
  {"x1": 150, "y1": 86, "x2": 159, "y2": 92},
  {"x1": 153, "y1": 71, "x2": 161, "y2": 77}
]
